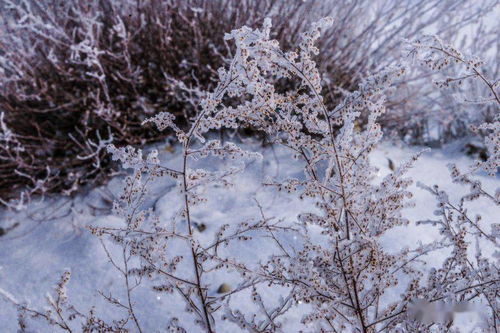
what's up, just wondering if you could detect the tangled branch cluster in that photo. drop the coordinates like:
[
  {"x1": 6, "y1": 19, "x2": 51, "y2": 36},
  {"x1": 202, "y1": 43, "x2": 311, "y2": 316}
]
[
  {"x1": 1, "y1": 15, "x2": 499, "y2": 333},
  {"x1": 1, "y1": 0, "x2": 498, "y2": 207}
]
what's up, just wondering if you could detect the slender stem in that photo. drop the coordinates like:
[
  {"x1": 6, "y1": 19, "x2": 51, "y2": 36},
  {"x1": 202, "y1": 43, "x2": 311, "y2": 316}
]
[
  {"x1": 428, "y1": 45, "x2": 500, "y2": 105},
  {"x1": 182, "y1": 146, "x2": 214, "y2": 333},
  {"x1": 280, "y1": 51, "x2": 351, "y2": 238},
  {"x1": 122, "y1": 245, "x2": 143, "y2": 333}
]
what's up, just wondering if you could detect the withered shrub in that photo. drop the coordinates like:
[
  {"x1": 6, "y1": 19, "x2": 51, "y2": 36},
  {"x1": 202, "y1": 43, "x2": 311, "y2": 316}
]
[{"x1": 0, "y1": 0, "x2": 496, "y2": 205}]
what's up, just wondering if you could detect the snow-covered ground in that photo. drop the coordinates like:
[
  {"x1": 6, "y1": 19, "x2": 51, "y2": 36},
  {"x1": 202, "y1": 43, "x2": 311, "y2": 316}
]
[{"x1": 0, "y1": 141, "x2": 498, "y2": 332}]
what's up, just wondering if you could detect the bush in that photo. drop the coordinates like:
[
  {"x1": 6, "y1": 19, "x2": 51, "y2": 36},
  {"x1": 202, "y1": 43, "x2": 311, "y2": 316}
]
[{"x1": 0, "y1": 0, "x2": 497, "y2": 206}]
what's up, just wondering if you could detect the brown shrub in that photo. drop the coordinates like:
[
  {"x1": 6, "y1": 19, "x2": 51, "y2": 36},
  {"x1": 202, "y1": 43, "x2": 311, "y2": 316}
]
[{"x1": 0, "y1": 0, "x2": 496, "y2": 204}]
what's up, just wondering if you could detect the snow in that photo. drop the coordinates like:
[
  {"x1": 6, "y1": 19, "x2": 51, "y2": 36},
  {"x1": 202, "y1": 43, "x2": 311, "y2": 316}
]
[{"x1": 0, "y1": 141, "x2": 498, "y2": 332}]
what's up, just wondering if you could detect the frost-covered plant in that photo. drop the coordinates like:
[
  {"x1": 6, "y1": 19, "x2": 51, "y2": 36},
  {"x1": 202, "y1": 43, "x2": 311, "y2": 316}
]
[
  {"x1": 21, "y1": 23, "x2": 290, "y2": 329},
  {"x1": 188, "y1": 18, "x2": 499, "y2": 332},
  {"x1": 410, "y1": 37, "x2": 500, "y2": 331},
  {"x1": 0, "y1": 269, "x2": 142, "y2": 331},
  {"x1": 408, "y1": 35, "x2": 499, "y2": 179},
  {"x1": 416, "y1": 180, "x2": 499, "y2": 331},
  {"x1": 1, "y1": 0, "x2": 497, "y2": 205},
  {"x1": 3, "y1": 16, "x2": 499, "y2": 333},
  {"x1": 0, "y1": 56, "x2": 276, "y2": 331},
  {"x1": 402, "y1": 31, "x2": 500, "y2": 144},
  {"x1": 204, "y1": 17, "x2": 447, "y2": 332},
  {"x1": 86, "y1": 111, "x2": 270, "y2": 331}
]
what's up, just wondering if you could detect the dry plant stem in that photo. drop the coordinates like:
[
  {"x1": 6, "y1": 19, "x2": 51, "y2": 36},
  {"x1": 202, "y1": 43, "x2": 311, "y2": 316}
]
[
  {"x1": 335, "y1": 240, "x2": 368, "y2": 332},
  {"x1": 28, "y1": 307, "x2": 73, "y2": 332},
  {"x1": 122, "y1": 245, "x2": 143, "y2": 333},
  {"x1": 279, "y1": 51, "x2": 351, "y2": 238},
  {"x1": 181, "y1": 147, "x2": 214, "y2": 333},
  {"x1": 100, "y1": 238, "x2": 143, "y2": 333},
  {"x1": 180, "y1": 90, "x2": 226, "y2": 331},
  {"x1": 48, "y1": 298, "x2": 74, "y2": 333},
  {"x1": 366, "y1": 279, "x2": 500, "y2": 330},
  {"x1": 428, "y1": 46, "x2": 500, "y2": 104},
  {"x1": 177, "y1": 70, "x2": 237, "y2": 333}
]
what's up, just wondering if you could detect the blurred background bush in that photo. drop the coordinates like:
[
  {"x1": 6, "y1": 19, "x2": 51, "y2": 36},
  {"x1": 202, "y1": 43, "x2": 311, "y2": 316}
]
[{"x1": 0, "y1": 0, "x2": 498, "y2": 204}]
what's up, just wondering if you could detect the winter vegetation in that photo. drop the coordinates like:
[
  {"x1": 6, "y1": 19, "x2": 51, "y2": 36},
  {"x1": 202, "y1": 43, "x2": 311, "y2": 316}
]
[{"x1": 0, "y1": 0, "x2": 499, "y2": 332}]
